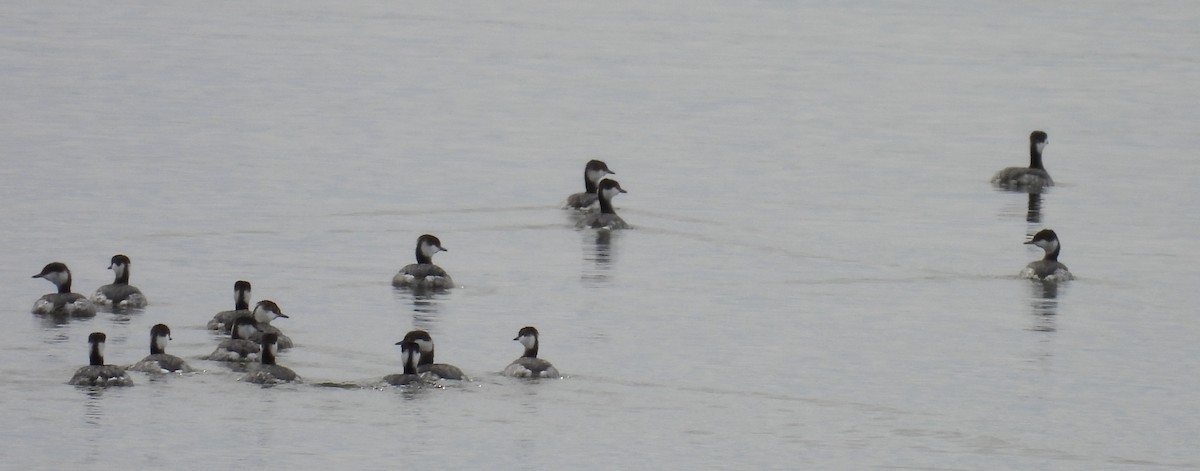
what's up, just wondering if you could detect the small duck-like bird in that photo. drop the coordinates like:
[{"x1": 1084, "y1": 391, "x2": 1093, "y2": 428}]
[
  {"x1": 69, "y1": 332, "x2": 134, "y2": 387},
  {"x1": 392, "y1": 234, "x2": 454, "y2": 290},
  {"x1": 565, "y1": 159, "x2": 616, "y2": 210},
  {"x1": 992, "y1": 131, "x2": 1054, "y2": 190},
  {"x1": 32, "y1": 262, "x2": 96, "y2": 317},
  {"x1": 91, "y1": 254, "x2": 148, "y2": 308},
  {"x1": 576, "y1": 179, "x2": 630, "y2": 230},
  {"x1": 128, "y1": 324, "x2": 193, "y2": 373},
  {"x1": 503, "y1": 326, "x2": 561, "y2": 379},
  {"x1": 1021, "y1": 229, "x2": 1072, "y2": 281},
  {"x1": 207, "y1": 280, "x2": 252, "y2": 332},
  {"x1": 383, "y1": 339, "x2": 425, "y2": 386},
  {"x1": 403, "y1": 330, "x2": 466, "y2": 380},
  {"x1": 205, "y1": 316, "x2": 261, "y2": 362},
  {"x1": 241, "y1": 333, "x2": 299, "y2": 384},
  {"x1": 246, "y1": 300, "x2": 293, "y2": 350}
]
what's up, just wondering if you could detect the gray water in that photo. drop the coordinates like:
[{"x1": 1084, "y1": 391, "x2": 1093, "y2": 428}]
[{"x1": 2, "y1": 1, "x2": 1199, "y2": 469}]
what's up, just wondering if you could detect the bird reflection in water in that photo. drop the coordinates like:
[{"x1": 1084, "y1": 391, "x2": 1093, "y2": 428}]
[
  {"x1": 392, "y1": 287, "x2": 443, "y2": 331},
  {"x1": 1025, "y1": 192, "x2": 1043, "y2": 224},
  {"x1": 1028, "y1": 280, "x2": 1060, "y2": 332},
  {"x1": 581, "y1": 230, "x2": 615, "y2": 284}
]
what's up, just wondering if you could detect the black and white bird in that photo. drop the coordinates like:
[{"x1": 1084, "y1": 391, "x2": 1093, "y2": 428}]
[
  {"x1": 392, "y1": 234, "x2": 454, "y2": 290},
  {"x1": 247, "y1": 300, "x2": 293, "y2": 350},
  {"x1": 128, "y1": 324, "x2": 193, "y2": 373},
  {"x1": 403, "y1": 330, "x2": 466, "y2": 380},
  {"x1": 69, "y1": 332, "x2": 133, "y2": 387},
  {"x1": 91, "y1": 254, "x2": 148, "y2": 308},
  {"x1": 207, "y1": 280, "x2": 252, "y2": 332},
  {"x1": 1021, "y1": 229, "x2": 1072, "y2": 281},
  {"x1": 576, "y1": 179, "x2": 630, "y2": 230},
  {"x1": 383, "y1": 339, "x2": 426, "y2": 387},
  {"x1": 32, "y1": 262, "x2": 96, "y2": 317},
  {"x1": 992, "y1": 131, "x2": 1054, "y2": 190},
  {"x1": 503, "y1": 326, "x2": 561, "y2": 379},
  {"x1": 205, "y1": 316, "x2": 261, "y2": 362},
  {"x1": 241, "y1": 333, "x2": 299, "y2": 384},
  {"x1": 565, "y1": 159, "x2": 615, "y2": 210}
]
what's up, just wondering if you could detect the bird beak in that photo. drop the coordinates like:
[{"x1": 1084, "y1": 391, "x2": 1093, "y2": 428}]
[
  {"x1": 1023, "y1": 240, "x2": 1034, "y2": 245},
  {"x1": 512, "y1": 336, "x2": 519, "y2": 341},
  {"x1": 31, "y1": 274, "x2": 42, "y2": 279}
]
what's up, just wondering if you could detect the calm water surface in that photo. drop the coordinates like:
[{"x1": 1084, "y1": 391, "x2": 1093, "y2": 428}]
[{"x1": 2, "y1": 2, "x2": 1198, "y2": 469}]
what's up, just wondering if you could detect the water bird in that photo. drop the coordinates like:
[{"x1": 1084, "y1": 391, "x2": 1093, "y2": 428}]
[
  {"x1": 383, "y1": 339, "x2": 425, "y2": 386},
  {"x1": 403, "y1": 330, "x2": 466, "y2": 380},
  {"x1": 575, "y1": 179, "x2": 630, "y2": 230},
  {"x1": 241, "y1": 333, "x2": 299, "y2": 384},
  {"x1": 247, "y1": 300, "x2": 293, "y2": 350},
  {"x1": 32, "y1": 262, "x2": 96, "y2": 317},
  {"x1": 392, "y1": 234, "x2": 454, "y2": 290},
  {"x1": 91, "y1": 254, "x2": 148, "y2": 308},
  {"x1": 205, "y1": 316, "x2": 261, "y2": 362},
  {"x1": 128, "y1": 324, "x2": 193, "y2": 373},
  {"x1": 992, "y1": 131, "x2": 1054, "y2": 190},
  {"x1": 503, "y1": 326, "x2": 560, "y2": 379},
  {"x1": 1021, "y1": 229, "x2": 1072, "y2": 281},
  {"x1": 69, "y1": 332, "x2": 133, "y2": 387},
  {"x1": 207, "y1": 280, "x2": 252, "y2": 332},
  {"x1": 565, "y1": 159, "x2": 616, "y2": 210}
]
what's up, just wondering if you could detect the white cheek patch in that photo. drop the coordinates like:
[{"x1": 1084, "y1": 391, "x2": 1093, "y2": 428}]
[
  {"x1": 519, "y1": 334, "x2": 536, "y2": 350},
  {"x1": 45, "y1": 271, "x2": 69, "y2": 286},
  {"x1": 414, "y1": 338, "x2": 433, "y2": 352},
  {"x1": 237, "y1": 290, "x2": 251, "y2": 305},
  {"x1": 97, "y1": 342, "x2": 105, "y2": 359},
  {"x1": 1045, "y1": 239, "x2": 1059, "y2": 253},
  {"x1": 113, "y1": 264, "x2": 127, "y2": 280},
  {"x1": 156, "y1": 334, "x2": 169, "y2": 350},
  {"x1": 1036, "y1": 142, "x2": 1047, "y2": 154}
]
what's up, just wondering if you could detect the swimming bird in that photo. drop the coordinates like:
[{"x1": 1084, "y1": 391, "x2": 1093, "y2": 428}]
[
  {"x1": 247, "y1": 300, "x2": 293, "y2": 350},
  {"x1": 383, "y1": 339, "x2": 425, "y2": 386},
  {"x1": 503, "y1": 326, "x2": 560, "y2": 378},
  {"x1": 992, "y1": 131, "x2": 1054, "y2": 190},
  {"x1": 205, "y1": 316, "x2": 261, "y2": 362},
  {"x1": 1021, "y1": 229, "x2": 1072, "y2": 281},
  {"x1": 392, "y1": 234, "x2": 454, "y2": 290},
  {"x1": 69, "y1": 332, "x2": 134, "y2": 387},
  {"x1": 32, "y1": 262, "x2": 96, "y2": 317},
  {"x1": 565, "y1": 159, "x2": 615, "y2": 210},
  {"x1": 403, "y1": 330, "x2": 466, "y2": 380},
  {"x1": 128, "y1": 324, "x2": 193, "y2": 374},
  {"x1": 207, "y1": 280, "x2": 252, "y2": 332},
  {"x1": 241, "y1": 333, "x2": 299, "y2": 384},
  {"x1": 91, "y1": 254, "x2": 148, "y2": 308},
  {"x1": 576, "y1": 179, "x2": 629, "y2": 230}
]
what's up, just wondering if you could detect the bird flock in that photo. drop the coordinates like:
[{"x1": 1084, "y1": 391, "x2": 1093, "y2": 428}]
[
  {"x1": 40, "y1": 159, "x2": 632, "y2": 388},
  {"x1": 41, "y1": 147, "x2": 1064, "y2": 388}
]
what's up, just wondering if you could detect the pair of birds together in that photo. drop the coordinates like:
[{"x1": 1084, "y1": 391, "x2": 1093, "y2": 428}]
[
  {"x1": 31, "y1": 255, "x2": 147, "y2": 318},
  {"x1": 991, "y1": 131, "x2": 1071, "y2": 281},
  {"x1": 565, "y1": 159, "x2": 630, "y2": 229}
]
